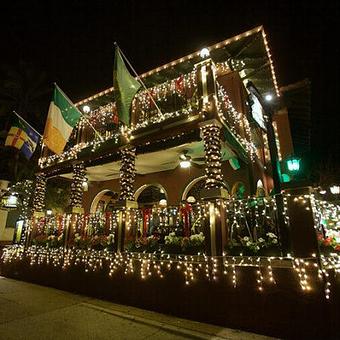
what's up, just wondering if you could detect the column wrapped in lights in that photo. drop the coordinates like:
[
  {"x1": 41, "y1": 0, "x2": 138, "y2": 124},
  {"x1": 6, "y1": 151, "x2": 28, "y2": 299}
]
[
  {"x1": 20, "y1": 181, "x2": 34, "y2": 245},
  {"x1": 71, "y1": 162, "x2": 86, "y2": 208},
  {"x1": 119, "y1": 147, "x2": 136, "y2": 201},
  {"x1": 33, "y1": 173, "x2": 47, "y2": 212},
  {"x1": 200, "y1": 121, "x2": 224, "y2": 189}
]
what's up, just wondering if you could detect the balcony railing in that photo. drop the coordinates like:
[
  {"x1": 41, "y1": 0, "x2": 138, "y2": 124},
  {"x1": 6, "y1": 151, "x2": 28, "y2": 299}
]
[{"x1": 26, "y1": 195, "x2": 287, "y2": 257}]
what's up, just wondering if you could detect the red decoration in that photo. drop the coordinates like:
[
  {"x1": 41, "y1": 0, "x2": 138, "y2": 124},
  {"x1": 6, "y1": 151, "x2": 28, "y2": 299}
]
[
  {"x1": 105, "y1": 212, "x2": 112, "y2": 233},
  {"x1": 175, "y1": 75, "x2": 184, "y2": 95},
  {"x1": 180, "y1": 202, "x2": 192, "y2": 237},
  {"x1": 58, "y1": 215, "x2": 63, "y2": 235},
  {"x1": 142, "y1": 208, "x2": 152, "y2": 237}
]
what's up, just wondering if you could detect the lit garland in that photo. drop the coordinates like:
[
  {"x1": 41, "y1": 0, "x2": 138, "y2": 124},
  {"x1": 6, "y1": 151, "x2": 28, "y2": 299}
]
[
  {"x1": 79, "y1": 103, "x2": 116, "y2": 131},
  {"x1": 119, "y1": 147, "x2": 136, "y2": 201},
  {"x1": 39, "y1": 72, "x2": 198, "y2": 169},
  {"x1": 32, "y1": 174, "x2": 47, "y2": 213},
  {"x1": 272, "y1": 121, "x2": 282, "y2": 161},
  {"x1": 1, "y1": 245, "x2": 337, "y2": 299},
  {"x1": 38, "y1": 61, "x2": 260, "y2": 168},
  {"x1": 131, "y1": 70, "x2": 198, "y2": 130},
  {"x1": 200, "y1": 122, "x2": 224, "y2": 189},
  {"x1": 38, "y1": 132, "x2": 120, "y2": 169},
  {"x1": 41, "y1": 26, "x2": 279, "y2": 170},
  {"x1": 71, "y1": 163, "x2": 86, "y2": 208},
  {"x1": 216, "y1": 82, "x2": 257, "y2": 161}
]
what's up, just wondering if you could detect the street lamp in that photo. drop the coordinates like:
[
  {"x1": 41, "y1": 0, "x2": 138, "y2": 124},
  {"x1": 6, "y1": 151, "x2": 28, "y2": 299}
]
[{"x1": 286, "y1": 157, "x2": 301, "y2": 173}]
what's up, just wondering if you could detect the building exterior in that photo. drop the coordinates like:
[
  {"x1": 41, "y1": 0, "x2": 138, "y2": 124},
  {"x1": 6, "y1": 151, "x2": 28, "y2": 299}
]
[
  {"x1": 21, "y1": 26, "x2": 298, "y2": 256},
  {"x1": 1, "y1": 26, "x2": 340, "y2": 338}
]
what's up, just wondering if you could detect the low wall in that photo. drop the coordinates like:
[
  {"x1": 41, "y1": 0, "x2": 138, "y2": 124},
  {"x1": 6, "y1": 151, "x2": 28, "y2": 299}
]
[{"x1": 1, "y1": 250, "x2": 339, "y2": 339}]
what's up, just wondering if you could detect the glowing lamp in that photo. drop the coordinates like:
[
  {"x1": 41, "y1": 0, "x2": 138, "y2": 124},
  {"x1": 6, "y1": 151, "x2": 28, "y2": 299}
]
[
  {"x1": 265, "y1": 94, "x2": 273, "y2": 102},
  {"x1": 46, "y1": 209, "x2": 53, "y2": 216},
  {"x1": 5, "y1": 194, "x2": 18, "y2": 208},
  {"x1": 82, "y1": 105, "x2": 91, "y2": 113},
  {"x1": 286, "y1": 158, "x2": 300, "y2": 172},
  {"x1": 199, "y1": 48, "x2": 210, "y2": 58},
  {"x1": 82, "y1": 180, "x2": 88, "y2": 191},
  {"x1": 180, "y1": 160, "x2": 191, "y2": 168},
  {"x1": 159, "y1": 199, "x2": 167, "y2": 207},
  {"x1": 187, "y1": 196, "x2": 196, "y2": 203},
  {"x1": 330, "y1": 185, "x2": 340, "y2": 195},
  {"x1": 281, "y1": 173, "x2": 291, "y2": 183}
]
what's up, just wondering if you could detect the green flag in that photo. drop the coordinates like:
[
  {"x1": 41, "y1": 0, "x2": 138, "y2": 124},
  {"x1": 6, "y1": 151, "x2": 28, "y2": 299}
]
[{"x1": 113, "y1": 47, "x2": 141, "y2": 126}]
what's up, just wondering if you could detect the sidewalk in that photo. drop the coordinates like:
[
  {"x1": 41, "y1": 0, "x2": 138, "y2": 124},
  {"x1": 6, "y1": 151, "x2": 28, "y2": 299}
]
[{"x1": 0, "y1": 276, "x2": 275, "y2": 339}]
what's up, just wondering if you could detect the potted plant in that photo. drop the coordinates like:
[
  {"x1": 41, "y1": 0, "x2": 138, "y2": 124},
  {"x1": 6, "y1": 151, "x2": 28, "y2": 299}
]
[
  {"x1": 257, "y1": 233, "x2": 281, "y2": 256},
  {"x1": 47, "y1": 234, "x2": 64, "y2": 248},
  {"x1": 163, "y1": 232, "x2": 183, "y2": 254},
  {"x1": 183, "y1": 232, "x2": 205, "y2": 255},
  {"x1": 126, "y1": 235, "x2": 159, "y2": 253},
  {"x1": 90, "y1": 235, "x2": 107, "y2": 251},
  {"x1": 317, "y1": 233, "x2": 339, "y2": 255},
  {"x1": 225, "y1": 240, "x2": 244, "y2": 256},
  {"x1": 32, "y1": 234, "x2": 48, "y2": 247},
  {"x1": 105, "y1": 233, "x2": 115, "y2": 251},
  {"x1": 239, "y1": 236, "x2": 260, "y2": 256}
]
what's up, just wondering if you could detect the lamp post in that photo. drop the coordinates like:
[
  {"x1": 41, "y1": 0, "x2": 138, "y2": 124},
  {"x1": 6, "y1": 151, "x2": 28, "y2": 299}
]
[{"x1": 246, "y1": 81, "x2": 291, "y2": 255}]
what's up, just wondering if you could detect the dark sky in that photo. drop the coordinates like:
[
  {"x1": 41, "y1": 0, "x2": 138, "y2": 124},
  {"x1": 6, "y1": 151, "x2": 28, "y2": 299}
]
[{"x1": 1, "y1": 0, "x2": 339, "y2": 164}]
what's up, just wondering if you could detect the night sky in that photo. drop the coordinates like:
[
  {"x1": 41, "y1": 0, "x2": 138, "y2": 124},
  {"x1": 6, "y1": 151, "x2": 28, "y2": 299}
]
[{"x1": 0, "y1": 0, "x2": 339, "y2": 167}]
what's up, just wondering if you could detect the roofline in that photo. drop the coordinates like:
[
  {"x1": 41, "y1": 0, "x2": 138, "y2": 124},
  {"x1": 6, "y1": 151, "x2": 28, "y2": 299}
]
[{"x1": 75, "y1": 25, "x2": 279, "y2": 106}]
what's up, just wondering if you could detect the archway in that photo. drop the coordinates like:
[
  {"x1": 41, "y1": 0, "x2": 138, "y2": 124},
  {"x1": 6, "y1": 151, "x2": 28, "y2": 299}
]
[
  {"x1": 134, "y1": 183, "x2": 168, "y2": 208},
  {"x1": 182, "y1": 176, "x2": 230, "y2": 202},
  {"x1": 90, "y1": 189, "x2": 119, "y2": 213}
]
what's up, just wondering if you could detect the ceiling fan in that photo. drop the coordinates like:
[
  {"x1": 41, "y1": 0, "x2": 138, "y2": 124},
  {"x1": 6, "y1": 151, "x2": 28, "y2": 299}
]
[{"x1": 179, "y1": 150, "x2": 205, "y2": 168}]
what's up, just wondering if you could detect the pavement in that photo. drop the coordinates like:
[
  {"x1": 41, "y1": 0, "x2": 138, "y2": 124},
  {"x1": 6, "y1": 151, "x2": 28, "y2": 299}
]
[{"x1": 0, "y1": 276, "x2": 276, "y2": 340}]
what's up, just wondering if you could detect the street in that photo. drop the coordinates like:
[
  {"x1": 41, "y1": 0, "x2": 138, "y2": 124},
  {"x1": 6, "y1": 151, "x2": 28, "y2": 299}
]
[{"x1": 0, "y1": 276, "x2": 274, "y2": 340}]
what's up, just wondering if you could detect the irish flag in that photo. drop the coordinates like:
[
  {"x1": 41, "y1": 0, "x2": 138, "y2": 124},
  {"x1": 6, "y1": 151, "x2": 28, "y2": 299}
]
[{"x1": 43, "y1": 85, "x2": 81, "y2": 154}]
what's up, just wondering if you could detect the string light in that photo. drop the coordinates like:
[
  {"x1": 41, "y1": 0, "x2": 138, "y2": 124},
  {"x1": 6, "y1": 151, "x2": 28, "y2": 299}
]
[
  {"x1": 71, "y1": 163, "x2": 86, "y2": 209},
  {"x1": 119, "y1": 147, "x2": 136, "y2": 201},
  {"x1": 200, "y1": 122, "x2": 225, "y2": 189},
  {"x1": 40, "y1": 26, "x2": 278, "y2": 169},
  {"x1": 2, "y1": 244, "x2": 339, "y2": 301},
  {"x1": 32, "y1": 174, "x2": 47, "y2": 213}
]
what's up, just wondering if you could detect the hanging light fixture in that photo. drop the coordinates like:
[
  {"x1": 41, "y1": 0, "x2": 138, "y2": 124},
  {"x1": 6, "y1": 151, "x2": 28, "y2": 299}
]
[
  {"x1": 180, "y1": 159, "x2": 191, "y2": 168},
  {"x1": 330, "y1": 185, "x2": 340, "y2": 195}
]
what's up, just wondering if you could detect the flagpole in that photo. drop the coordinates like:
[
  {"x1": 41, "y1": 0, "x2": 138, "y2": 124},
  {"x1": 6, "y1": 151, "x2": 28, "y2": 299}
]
[
  {"x1": 114, "y1": 43, "x2": 164, "y2": 118},
  {"x1": 54, "y1": 83, "x2": 104, "y2": 142},
  {"x1": 13, "y1": 111, "x2": 42, "y2": 137}
]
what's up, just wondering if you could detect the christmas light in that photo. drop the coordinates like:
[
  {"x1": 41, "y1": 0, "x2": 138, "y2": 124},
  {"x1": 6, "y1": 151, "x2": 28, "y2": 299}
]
[
  {"x1": 200, "y1": 121, "x2": 225, "y2": 189},
  {"x1": 71, "y1": 163, "x2": 86, "y2": 209},
  {"x1": 33, "y1": 174, "x2": 47, "y2": 213},
  {"x1": 119, "y1": 147, "x2": 136, "y2": 201}
]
